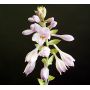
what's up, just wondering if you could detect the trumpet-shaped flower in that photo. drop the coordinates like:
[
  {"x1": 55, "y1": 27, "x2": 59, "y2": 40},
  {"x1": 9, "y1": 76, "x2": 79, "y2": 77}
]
[
  {"x1": 55, "y1": 55, "x2": 67, "y2": 75},
  {"x1": 32, "y1": 27, "x2": 50, "y2": 46},
  {"x1": 39, "y1": 46, "x2": 50, "y2": 57},
  {"x1": 28, "y1": 15, "x2": 40, "y2": 23},
  {"x1": 54, "y1": 44, "x2": 75, "y2": 67},
  {"x1": 52, "y1": 34, "x2": 74, "y2": 42},
  {"x1": 24, "y1": 62, "x2": 36, "y2": 76},
  {"x1": 60, "y1": 51, "x2": 75, "y2": 67},
  {"x1": 40, "y1": 66, "x2": 49, "y2": 81},
  {"x1": 25, "y1": 48, "x2": 38, "y2": 63}
]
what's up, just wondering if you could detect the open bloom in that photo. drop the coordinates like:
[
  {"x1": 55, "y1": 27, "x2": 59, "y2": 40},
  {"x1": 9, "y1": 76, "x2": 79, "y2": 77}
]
[
  {"x1": 55, "y1": 55, "x2": 67, "y2": 75},
  {"x1": 22, "y1": 23, "x2": 42, "y2": 35},
  {"x1": 40, "y1": 66, "x2": 49, "y2": 81},
  {"x1": 32, "y1": 27, "x2": 51, "y2": 46},
  {"x1": 52, "y1": 34, "x2": 74, "y2": 42},
  {"x1": 39, "y1": 46, "x2": 50, "y2": 57},
  {"x1": 54, "y1": 44, "x2": 75, "y2": 67},
  {"x1": 28, "y1": 15, "x2": 40, "y2": 23}
]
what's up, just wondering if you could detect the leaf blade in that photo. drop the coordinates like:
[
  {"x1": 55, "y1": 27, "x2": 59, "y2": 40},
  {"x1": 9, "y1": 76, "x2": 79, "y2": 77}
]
[
  {"x1": 37, "y1": 78, "x2": 45, "y2": 85},
  {"x1": 50, "y1": 29, "x2": 58, "y2": 34},
  {"x1": 48, "y1": 55, "x2": 54, "y2": 66},
  {"x1": 48, "y1": 39, "x2": 61, "y2": 45},
  {"x1": 48, "y1": 75, "x2": 55, "y2": 81}
]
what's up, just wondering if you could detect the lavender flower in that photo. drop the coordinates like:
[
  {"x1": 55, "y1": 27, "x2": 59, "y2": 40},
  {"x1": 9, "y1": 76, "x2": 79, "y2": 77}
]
[{"x1": 22, "y1": 6, "x2": 76, "y2": 85}]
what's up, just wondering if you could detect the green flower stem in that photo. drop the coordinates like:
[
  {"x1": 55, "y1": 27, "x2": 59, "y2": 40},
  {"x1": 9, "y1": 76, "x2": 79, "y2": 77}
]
[{"x1": 44, "y1": 39, "x2": 49, "y2": 85}]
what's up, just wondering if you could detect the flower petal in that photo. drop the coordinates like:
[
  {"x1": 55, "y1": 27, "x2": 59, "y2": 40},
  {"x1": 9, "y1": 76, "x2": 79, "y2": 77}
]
[
  {"x1": 24, "y1": 62, "x2": 36, "y2": 76},
  {"x1": 28, "y1": 15, "x2": 40, "y2": 23},
  {"x1": 25, "y1": 48, "x2": 38, "y2": 63},
  {"x1": 32, "y1": 15, "x2": 40, "y2": 22},
  {"x1": 39, "y1": 46, "x2": 50, "y2": 57},
  {"x1": 33, "y1": 23, "x2": 42, "y2": 32},
  {"x1": 30, "y1": 23, "x2": 42, "y2": 32},
  {"x1": 22, "y1": 29, "x2": 34, "y2": 35},
  {"x1": 32, "y1": 33, "x2": 40, "y2": 42},
  {"x1": 38, "y1": 27, "x2": 51, "y2": 40},
  {"x1": 50, "y1": 21, "x2": 57, "y2": 28},
  {"x1": 32, "y1": 33, "x2": 45, "y2": 46}
]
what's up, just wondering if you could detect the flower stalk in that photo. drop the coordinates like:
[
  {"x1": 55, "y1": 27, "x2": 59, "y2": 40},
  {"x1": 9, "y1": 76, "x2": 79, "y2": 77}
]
[{"x1": 22, "y1": 6, "x2": 76, "y2": 85}]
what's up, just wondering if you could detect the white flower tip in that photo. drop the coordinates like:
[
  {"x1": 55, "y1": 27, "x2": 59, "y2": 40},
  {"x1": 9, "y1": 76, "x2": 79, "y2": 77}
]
[
  {"x1": 22, "y1": 30, "x2": 33, "y2": 35},
  {"x1": 28, "y1": 17, "x2": 34, "y2": 22},
  {"x1": 60, "y1": 35, "x2": 74, "y2": 42}
]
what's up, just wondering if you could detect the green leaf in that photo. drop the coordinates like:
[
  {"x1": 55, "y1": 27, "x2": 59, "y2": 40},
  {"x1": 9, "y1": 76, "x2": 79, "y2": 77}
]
[
  {"x1": 48, "y1": 55, "x2": 54, "y2": 66},
  {"x1": 38, "y1": 78, "x2": 45, "y2": 85},
  {"x1": 48, "y1": 75, "x2": 55, "y2": 81},
  {"x1": 51, "y1": 49, "x2": 58, "y2": 54},
  {"x1": 35, "y1": 44, "x2": 39, "y2": 47},
  {"x1": 48, "y1": 39, "x2": 61, "y2": 45},
  {"x1": 35, "y1": 44, "x2": 43, "y2": 51},
  {"x1": 50, "y1": 29, "x2": 58, "y2": 34},
  {"x1": 42, "y1": 58, "x2": 47, "y2": 64}
]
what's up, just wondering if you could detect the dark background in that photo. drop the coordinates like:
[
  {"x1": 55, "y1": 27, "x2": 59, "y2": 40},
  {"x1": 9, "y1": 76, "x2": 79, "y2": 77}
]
[{"x1": 0, "y1": 4, "x2": 90, "y2": 85}]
